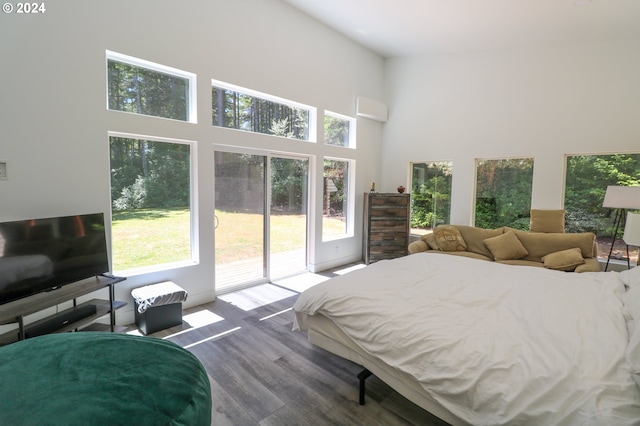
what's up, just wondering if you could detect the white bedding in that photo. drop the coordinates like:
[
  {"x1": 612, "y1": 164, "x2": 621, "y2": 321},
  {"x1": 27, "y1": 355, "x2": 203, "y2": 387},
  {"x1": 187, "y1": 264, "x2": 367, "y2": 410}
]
[{"x1": 293, "y1": 254, "x2": 640, "y2": 425}]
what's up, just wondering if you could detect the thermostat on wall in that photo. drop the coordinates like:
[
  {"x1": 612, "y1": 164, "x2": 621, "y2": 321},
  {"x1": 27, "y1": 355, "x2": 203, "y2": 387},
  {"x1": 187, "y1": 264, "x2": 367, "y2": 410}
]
[{"x1": 0, "y1": 161, "x2": 7, "y2": 180}]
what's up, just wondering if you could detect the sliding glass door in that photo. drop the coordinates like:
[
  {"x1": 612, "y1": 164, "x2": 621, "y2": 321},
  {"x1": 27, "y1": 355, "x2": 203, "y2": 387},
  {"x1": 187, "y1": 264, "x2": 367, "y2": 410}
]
[{"x1": 214, "y1": 149, "x2": 308, "y2": 292}]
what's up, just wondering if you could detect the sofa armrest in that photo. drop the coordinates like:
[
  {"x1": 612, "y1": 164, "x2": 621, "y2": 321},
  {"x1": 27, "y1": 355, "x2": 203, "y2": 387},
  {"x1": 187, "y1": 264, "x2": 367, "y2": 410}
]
[{"x1": 408, "y1": 240, "x2": 428, "y2": 254}]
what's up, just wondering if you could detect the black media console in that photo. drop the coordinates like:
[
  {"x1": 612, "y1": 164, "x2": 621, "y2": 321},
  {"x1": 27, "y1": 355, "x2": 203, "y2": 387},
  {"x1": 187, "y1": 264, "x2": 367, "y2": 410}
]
[{"x1": 0, "y1": 275, "x2": 126, "y2": 345}]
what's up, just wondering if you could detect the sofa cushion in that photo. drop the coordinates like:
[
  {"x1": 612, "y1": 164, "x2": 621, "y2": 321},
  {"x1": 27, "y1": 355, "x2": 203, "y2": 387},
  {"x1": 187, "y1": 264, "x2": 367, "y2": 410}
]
[
  {"x1": 408, "y1": 240, "x2": 428, "y2": 254},
  {"x1": 422, "y1": 232, "x2": 439, "y2": 250},
  {"x1": 513, "y1": 230, "x2": 596, "y2": 262},
  {"x1": 453, "y1": 225, "x2": 505, "y2": 259},
  {"x1": 574, "y1": 258, "x2": 601, "y2": 273},
  {"x1": 483, "y1": 231, "x2": 529, "y2": 261},
  {"x1": 497, "y1": 259, "x2": 544, "y2": 268},
  {"x1": 433, "y1": 225, "x2": 467, "y2": 252},
  {"x1": 541, "y1": 248, "x2": 585, "y2": 272},
  {"x1": 530, "y1": 209, "x2": 565, "y2": 233}
]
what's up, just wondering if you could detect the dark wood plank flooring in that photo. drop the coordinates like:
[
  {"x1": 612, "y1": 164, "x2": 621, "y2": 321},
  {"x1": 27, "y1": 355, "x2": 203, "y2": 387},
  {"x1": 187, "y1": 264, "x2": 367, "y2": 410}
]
[{"x1": 127, "y1": 274, "x2": 450, "y2": 426}]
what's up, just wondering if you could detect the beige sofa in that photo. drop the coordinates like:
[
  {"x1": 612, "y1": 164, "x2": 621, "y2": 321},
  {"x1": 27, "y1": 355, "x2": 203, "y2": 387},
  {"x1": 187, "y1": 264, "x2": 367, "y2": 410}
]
[{"x1": 408, "y1": 224, "x2": 601, "y2": 273}]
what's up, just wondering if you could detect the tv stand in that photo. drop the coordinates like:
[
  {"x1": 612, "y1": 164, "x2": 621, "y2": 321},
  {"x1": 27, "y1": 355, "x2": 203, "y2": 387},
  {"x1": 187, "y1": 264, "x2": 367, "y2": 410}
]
[{"x1": 0, "y1": 275, "x2": 126, "y2": 345}]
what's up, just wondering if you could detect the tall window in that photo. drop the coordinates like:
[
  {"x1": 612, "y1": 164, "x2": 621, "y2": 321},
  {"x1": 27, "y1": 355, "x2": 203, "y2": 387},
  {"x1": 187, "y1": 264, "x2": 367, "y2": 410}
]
[
  {"x1": 475, "y1": 158, "x2": 534, "y2": 229},
  {"x1": 109, "y1": 134, "x2": 193, "y2": 272},
  {"x1": 212, "y1": 80, "x2": 314, "y2": 141},
  {"x1": 565, "y1": 153, "x2": 640, "y2": 263},
  {"x1": 106, "y1": 51, "x2": 196, "y2": 122},
  {"x1": 410, "y1": 162, "x2": 453, "y2": 234},
  {"x1": 323, "y1": 158, "x2": 352, "y2": 240},
  {"x1": 324, "y1": 111, "x2": 355, "y2": 148}
]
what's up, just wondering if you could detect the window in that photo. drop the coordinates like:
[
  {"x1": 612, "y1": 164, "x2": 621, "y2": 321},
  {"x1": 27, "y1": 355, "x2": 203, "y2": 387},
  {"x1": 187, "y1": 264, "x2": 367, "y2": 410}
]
[
  {"x1": 410, "y1": 162, "x2": 453, "y2": 234},
  {"x1": 109, "y1": 134, "x2": 193, "y2": 272},
  {"x1": 324, "y1": 111, "x2": 355, "y2": 148},
  {"x1": 322, "y1": 158, "x2": 353, "y2": 240},
  {"x1": 212, "y1": 79, "x2": 315, "y2": 141},
  {"x1": 565, "y1": 153, "x2": 640, "y2": 264},
  {"x1": 107, "y1": 51, "x2": 196, "y2": 122},
  {"x1": 475, "y1": 158, "x2": 534, "y2": 229}
]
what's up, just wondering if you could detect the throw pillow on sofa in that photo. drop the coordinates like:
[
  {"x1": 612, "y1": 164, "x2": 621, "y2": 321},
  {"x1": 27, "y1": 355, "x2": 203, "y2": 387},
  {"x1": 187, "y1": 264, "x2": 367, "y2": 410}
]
[
  {"x1": 433, "y1": 225, "x2": 467, "y2": 252},
  {"x1": 541, "y1": 247, "x2": 585, "y2": 272},
  {"x1": 483, "y1": 231, "x2": 529, "y2": 261}
]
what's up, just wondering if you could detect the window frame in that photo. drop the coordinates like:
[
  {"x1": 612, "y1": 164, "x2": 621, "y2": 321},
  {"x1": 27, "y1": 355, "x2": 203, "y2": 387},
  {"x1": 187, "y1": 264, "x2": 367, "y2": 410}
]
[
  {"x1": 563, "y1": 152, "x2": 640, "y2": 265},
  {"x1": 106, "y1": 50, "x2": 197, "y2": 123},
  {"x1": 473, "y1": 157, "x2": 534, "y2": 229},
  {"x1": 323, "y1": 110, "x2": 356, "y2": 149},
  {"x1": 211, "y1": 78, "x2": 317, "y2": 142},
  {"x1": 108, "y1": 131, "x2": 198, "y2": 276},
  {"x1": 409, "y1": 161, "x2": 453, "y2": 235},
  {"x1": 321, "y1": 157, "x2": 355, "y2": 241}
]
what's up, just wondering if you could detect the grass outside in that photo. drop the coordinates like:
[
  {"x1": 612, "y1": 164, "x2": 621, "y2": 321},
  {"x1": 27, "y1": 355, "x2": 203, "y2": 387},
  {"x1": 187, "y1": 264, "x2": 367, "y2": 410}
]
[
  {"x1": 215, "y1": 210, "x2": 346, "y2": 263},
  {"x1": 112, "y1": 208, "x2": 191, "y2": 271},
  {"x1": 112, "y1": 208, "x2": 347, "y2": 270}
]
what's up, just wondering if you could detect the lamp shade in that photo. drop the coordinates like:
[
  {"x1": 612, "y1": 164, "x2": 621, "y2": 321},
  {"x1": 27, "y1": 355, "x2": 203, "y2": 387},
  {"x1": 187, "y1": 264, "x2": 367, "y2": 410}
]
[
  {"x1": 602, "y1": 186, "x2": 640, "y2": 209},
  {"x1": 623, "y1": 212, "x2": 640, "y2": 246}
]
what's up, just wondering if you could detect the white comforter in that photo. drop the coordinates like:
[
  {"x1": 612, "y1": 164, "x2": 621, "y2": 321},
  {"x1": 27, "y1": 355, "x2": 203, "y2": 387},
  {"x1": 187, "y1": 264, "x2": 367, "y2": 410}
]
[{"x1": 293, "y1": 254, "x2": 640, "y2": 425}]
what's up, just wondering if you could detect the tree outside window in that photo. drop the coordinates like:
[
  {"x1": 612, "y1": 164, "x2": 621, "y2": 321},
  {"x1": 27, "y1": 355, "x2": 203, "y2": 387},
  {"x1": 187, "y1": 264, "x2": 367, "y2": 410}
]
[
  {"x1": 212, "y1": 84, "x2": 311, "y2": 141},
  {"x1": 475, "y1": 158, "x2": 534, "y2": 230},
  {"x1": 410, "y1": 162, "x2": 452, "y2": 234},
  {"x1": 322, "y1": 158, "x2": 351, "y2": 240},
  {"x1": 324, "y1": 112, "x2": 354, "y2": 148},
  {"x1": 109, "y1": 136, "x2": 192, "y2": 272},
  {"x1": 565, "y1": 154, "x2": 640, "y2": 264},
  {"x1": 107, "y1": 53, "x2": 194, "y2": 122}
]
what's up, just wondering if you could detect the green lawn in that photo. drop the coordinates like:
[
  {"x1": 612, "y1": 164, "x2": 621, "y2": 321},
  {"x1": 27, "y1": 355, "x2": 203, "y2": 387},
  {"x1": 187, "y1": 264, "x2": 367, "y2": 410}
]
[
  {"x1": 112, "y1": 208, "x2": 191, "y2": 271},
  {"x1": 112, "y1": 208, "x2": 346, "y2": 270}
]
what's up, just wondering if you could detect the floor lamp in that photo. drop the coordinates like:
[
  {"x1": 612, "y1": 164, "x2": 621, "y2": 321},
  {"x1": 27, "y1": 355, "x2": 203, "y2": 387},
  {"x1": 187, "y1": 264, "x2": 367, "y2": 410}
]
[
  {"x1": 623, "y1": 212, "x2": 640, "y2": 269},
  {"x1": 602, "y1": 185, "x2": 640, "y2": 271}
]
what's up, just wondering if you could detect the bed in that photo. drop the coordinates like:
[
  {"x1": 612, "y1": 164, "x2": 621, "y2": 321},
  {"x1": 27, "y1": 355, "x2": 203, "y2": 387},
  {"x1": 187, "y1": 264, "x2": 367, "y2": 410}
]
[
  {"x1": 293, "y1": 254, "x2": 640, "y2": 425},
  {"x1": 0, "y1": 332, "x2": 212, "y2": 425}
]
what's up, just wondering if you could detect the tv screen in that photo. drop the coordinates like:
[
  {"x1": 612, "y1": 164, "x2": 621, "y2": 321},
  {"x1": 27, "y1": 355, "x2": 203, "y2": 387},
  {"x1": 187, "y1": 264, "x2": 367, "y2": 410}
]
[{"x1": 0, "y1": 213, "x2": 109, "y2": 305}]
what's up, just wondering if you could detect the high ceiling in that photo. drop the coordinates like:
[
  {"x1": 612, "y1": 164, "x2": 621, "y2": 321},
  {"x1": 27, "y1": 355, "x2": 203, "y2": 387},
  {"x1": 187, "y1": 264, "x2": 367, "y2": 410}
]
[{"x1": 282, "y1": 0, "x2": 640, "y2": 57}]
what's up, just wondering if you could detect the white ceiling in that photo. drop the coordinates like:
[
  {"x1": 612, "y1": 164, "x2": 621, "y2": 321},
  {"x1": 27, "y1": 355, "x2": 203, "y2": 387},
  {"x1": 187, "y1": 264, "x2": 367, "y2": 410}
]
[{"x1": 282, "y1": 0, "x2": 640, "y2": 57}]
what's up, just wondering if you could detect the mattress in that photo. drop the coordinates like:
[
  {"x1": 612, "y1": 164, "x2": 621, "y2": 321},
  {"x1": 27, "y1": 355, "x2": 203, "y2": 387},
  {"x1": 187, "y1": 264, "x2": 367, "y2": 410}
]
[
  {"x1": 294, "y1": 254, "x2": 640, "y2": 425},
  {"x1": 306, "y1": 313, "x2": 465, "y2": 425}
]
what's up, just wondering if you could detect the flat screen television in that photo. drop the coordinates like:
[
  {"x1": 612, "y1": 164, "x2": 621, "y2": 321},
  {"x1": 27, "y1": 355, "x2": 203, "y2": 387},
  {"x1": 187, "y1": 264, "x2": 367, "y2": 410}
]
[{"x1": 0, "y1": 213, "x2": 110, "y2": 306}]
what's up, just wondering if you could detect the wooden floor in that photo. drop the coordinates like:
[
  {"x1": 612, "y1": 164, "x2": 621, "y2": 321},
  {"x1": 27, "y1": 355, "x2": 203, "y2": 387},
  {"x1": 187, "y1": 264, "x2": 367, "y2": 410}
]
[{"x1": 126, "y1": 270, "x2": 450, "y2": 426}]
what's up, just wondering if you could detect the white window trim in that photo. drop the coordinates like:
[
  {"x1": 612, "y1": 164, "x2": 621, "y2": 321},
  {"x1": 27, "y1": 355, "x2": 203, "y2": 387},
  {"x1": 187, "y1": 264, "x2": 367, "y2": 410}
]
[
  {"x1": 211, "y1": 78, "x2": 317, "y2": 142},
  {"x1": 107, "y1": 131, "x2": 199, "y2": 276},
  {"x1": 106, "y1": 50, "x2": 197, "y2": 123},
  {"x1": 322, "y1": 156, "x2": 355, "y2": 242},
  {"x1": 324, "y1": 110, "x2": 356, "y2": 149}
]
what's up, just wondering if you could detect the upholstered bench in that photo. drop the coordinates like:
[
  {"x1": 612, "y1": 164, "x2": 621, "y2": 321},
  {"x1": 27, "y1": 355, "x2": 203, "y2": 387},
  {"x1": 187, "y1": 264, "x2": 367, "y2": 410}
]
[{"x1": 131, "y1": 281, "x2": 188, "y2": 335}]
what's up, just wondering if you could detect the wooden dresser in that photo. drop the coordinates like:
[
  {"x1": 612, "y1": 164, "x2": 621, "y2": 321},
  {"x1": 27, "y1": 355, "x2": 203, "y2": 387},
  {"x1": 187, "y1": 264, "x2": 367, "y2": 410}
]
[{"x1": 363, "y1": 192, "x2": 411, "y2": 264}]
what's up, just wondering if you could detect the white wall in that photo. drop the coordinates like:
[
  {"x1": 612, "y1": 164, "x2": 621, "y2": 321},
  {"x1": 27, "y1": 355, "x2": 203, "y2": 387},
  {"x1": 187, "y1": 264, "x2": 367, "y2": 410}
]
[
  {"x1": 382, "y1": 40, "x2": 640, "y2": 225},
  {"x1": 0, "y1": 0, "x2": 385, "y2": 325}
]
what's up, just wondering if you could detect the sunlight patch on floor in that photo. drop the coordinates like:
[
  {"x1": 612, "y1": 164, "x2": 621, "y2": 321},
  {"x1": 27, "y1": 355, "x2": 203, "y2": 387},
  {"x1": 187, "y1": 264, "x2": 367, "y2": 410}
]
[
  {"x1": 259, "y1": 307, "x2": 292, "y2": 322},
  {"x1": 272, "y1": 272, "x2": 330, "y2": 292},
  {"x1": 219, "y1": 283, "x2": 298, "y2": 311},
  {"x1": 332, "y1": 263, "x2": 366, "y2": 275},
  {"x1": 183, "y1": 326, "x2": 241, "y2": 349},
  {"x1": 184, "y1": 310, "x2": 225, "y2": 328}
]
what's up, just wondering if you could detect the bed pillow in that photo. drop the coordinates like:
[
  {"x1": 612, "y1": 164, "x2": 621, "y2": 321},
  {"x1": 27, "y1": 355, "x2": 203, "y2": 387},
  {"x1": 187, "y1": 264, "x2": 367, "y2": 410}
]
[
  {"x1": 619, "y1": 266, "x2": 640, "y2": 289},
  {"x1": 623, "y1": 286, "x2": 640, "y2": 388},
  {"x1": 541, "y1": 247, "x2": 585, "y2": 272},
  {"x1": 433, "y1": 225, "x2": 467, "y2": 252},
  {"x1": 483, "y1": 231, "x2": 528, "y2": 261}
]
